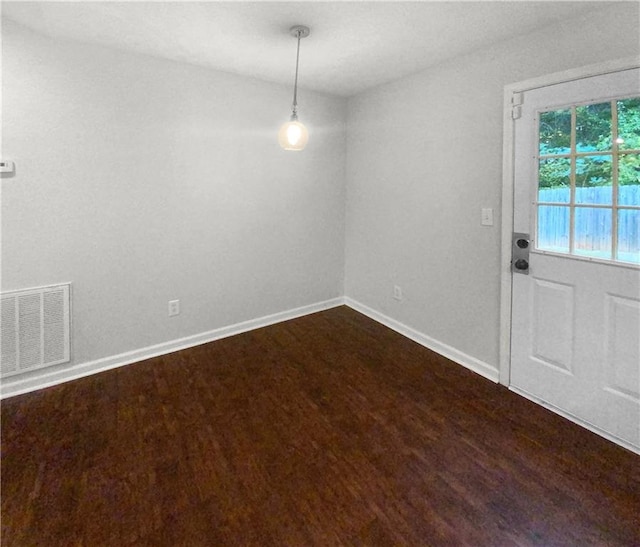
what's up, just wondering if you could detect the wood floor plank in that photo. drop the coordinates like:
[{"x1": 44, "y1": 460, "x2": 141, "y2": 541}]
[{"x1": 2, "y1": 306, "x2": 638, "y2": 545}]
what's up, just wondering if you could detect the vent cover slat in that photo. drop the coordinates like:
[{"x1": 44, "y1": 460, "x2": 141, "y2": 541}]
[
  {"x1": 1, "y1": 298, "x2": 17, "y2": 374},
  {"x1": 43, "y1": 290, "x2": 66, "y2": 364},
  {"x1": 1, "y1": 284, "x2": 70, "y2": 377},
  {"x1": 18, "y1": 293, "x2": 42, "y2": 370}
]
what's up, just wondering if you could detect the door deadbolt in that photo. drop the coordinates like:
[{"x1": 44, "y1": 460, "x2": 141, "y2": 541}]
[{"x1": 512, "y1": 233, "x2": 530, "y2": 274}]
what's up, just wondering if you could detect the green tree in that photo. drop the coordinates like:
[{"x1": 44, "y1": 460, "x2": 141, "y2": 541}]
[
  {"x1": 538, "y1": 98, "x2": 639, "y2": 189},
  {"x1": 618, "y1": 98, "x2": 640, "y2": 187}
]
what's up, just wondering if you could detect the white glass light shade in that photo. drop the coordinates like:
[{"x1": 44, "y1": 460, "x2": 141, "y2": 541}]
[{"x1": 278, "y1": 120, "x2": 309, "y2": 151}]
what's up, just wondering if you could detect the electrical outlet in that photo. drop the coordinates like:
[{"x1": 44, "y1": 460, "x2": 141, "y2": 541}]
[
  {"x1": 168, "y1": 299, "x2": 180, "y2": 317},
  {"x1": 393, "y1": 285, "x2": 403, "y2": 301}
]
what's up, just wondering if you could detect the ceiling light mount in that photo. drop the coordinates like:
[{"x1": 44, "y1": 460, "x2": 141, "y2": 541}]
[
  {"x1": 279, "y1": 24, "x2": 310, "y2": 151},
  {"x1": 289, "y1": 25, "x2": 310, "y2": 39}
]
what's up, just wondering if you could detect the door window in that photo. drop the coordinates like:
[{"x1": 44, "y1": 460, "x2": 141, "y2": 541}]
[{"x1": 536, "y1": 97, "x2": 640, "y2": 264}]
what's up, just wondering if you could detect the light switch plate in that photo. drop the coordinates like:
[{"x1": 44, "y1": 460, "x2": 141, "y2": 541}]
[
  {"x1": 0, "y1": 160, "x2": 15, "y2": 173},
  {"x1": 481, "y1": 208, "x2": 494, "y2": 226}
]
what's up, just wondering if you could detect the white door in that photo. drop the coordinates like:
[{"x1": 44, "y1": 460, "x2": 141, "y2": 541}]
[{"x1": 510, "y1": 67, "x2": 640, "y2": 452}]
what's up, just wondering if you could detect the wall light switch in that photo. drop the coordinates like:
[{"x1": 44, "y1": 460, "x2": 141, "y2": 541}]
[
  {"x1": 481, "y1": 208, "x2": 494, "y2": 226},
  {"x1": 0, "y1": 160, "x2": 15, "y2": 173}
]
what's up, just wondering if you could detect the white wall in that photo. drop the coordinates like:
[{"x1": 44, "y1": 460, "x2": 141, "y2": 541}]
[
  {"x1": 345, "y1": 4, "x2": 640, "y2": 374},
  {"x1": 3, "y1": 4, "x2": 639, "y2": 391},
  {"x1": 1, "y1": 20, "x2": 346, "y2": 372}
]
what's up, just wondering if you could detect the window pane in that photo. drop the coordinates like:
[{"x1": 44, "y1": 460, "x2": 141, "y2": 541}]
[
  {"x1": 574, "y1": 207, "x2": 612, "y2": 259},
  {"x1": 576, "y1": 102, "x2": 612, "y2": 152},
  {"x1": 617, "y1": 209, "x2": 640, "y2": 264},
  {"x1": 537, "y1": 205, "x2": 569, "y2": 253},
  {"x1": 539, "y1": 109, "x2": 571, "y2": 156},
  {"x1": 538, "y1": 158, "x2": 570, "y2": 202},
  {"x1": 575, "y1": 155, "x2": 612, "y2": 204},
  {"x1": 619, "y1": 154, "x2": 640, "y2": 205},
  {"x1": 616, "y1": 97, "x2": 640, "y2": 151}
]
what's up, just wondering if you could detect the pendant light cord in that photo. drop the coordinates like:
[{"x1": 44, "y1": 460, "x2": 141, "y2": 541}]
[{"x1": 291, "y1": 30, "x2": 302, "y2": 120}]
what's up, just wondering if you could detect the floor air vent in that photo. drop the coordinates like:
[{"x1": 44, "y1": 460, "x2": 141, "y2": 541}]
[{"x1": 1, "y1": 284, "x2": 70, "y2": 378}]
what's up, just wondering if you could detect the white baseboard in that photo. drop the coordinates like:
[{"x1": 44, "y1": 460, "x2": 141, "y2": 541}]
[
  {"x1": 1, "y1": 296, "x2": 499, "y2": 399},
  {"x1": 6, "y1": 292, "x2": 633, "y2": 455},
  {"x1": 0, "y1": 297, "x2": 345, "y2": 399},
  {"x1": 344, "y1": 297, "x2": 500, "y2": 383},
  {"x1": 510, "y1": 386, "x2": 640, "y2": 456}
]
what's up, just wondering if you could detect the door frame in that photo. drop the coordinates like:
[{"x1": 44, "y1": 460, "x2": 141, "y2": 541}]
[{"x1": 499, "y1": 56, "x2": 640, "y2": 387}]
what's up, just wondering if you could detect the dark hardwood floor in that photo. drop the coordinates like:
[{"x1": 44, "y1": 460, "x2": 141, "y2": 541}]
[{"x1": 2, "y1": 306, "x2": 639, "y2": 546}]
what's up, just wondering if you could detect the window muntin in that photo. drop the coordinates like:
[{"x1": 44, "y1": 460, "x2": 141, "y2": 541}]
[{"x1": 536, "y1": 97, "x2": 640, "y2": 265}]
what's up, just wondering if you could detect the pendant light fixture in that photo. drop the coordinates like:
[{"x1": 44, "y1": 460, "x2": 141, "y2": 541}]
[{"x1": 278, "y1": 25, "x2": 310, "y2": 151}]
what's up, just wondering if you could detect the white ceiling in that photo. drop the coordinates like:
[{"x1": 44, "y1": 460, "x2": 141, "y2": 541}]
[{"x1": 2, "y1": 1, "x2": 611, "y2": 97}]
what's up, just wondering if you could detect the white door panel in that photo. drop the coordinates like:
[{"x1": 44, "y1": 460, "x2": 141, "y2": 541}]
[
  {"x1": 530, "y1": 276, "x2": 574, "y2": 373},
  {"x1": 605, "y1": 295, "x2": 640, "y2": 399},
  {"x1": 511, "y1": 68, "x2": 640, "y2": 451}
]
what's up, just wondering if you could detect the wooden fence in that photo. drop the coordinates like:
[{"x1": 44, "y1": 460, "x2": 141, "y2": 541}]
[{"x1": 538, "y1": 185, "x2": 639, "y2": 257}]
